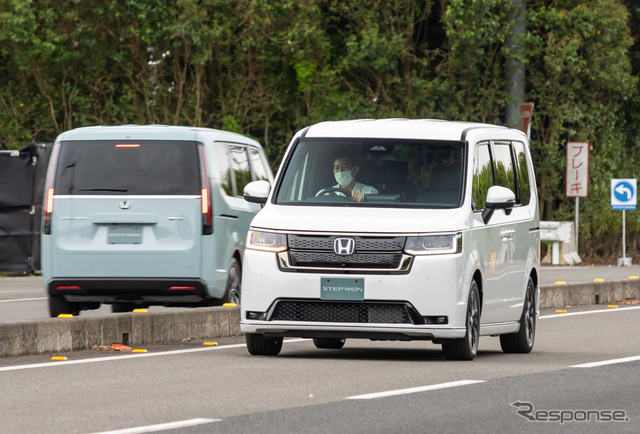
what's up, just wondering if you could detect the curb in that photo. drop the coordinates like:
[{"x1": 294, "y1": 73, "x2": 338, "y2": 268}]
[{"x1": 1, "y1": 281, "x2": 639, "y2": 358}]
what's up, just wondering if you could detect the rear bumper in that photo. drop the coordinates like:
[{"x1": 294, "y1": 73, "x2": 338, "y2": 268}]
[{"x1": 47, "y1": 278, "x2": 210, "y2": 305}]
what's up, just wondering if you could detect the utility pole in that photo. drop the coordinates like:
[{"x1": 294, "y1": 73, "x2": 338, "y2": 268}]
[{"x1": 505, "y1": 0, "x2": 526, "y2": 129}]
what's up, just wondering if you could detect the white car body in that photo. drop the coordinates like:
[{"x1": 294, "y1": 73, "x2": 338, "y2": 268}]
[{"x1": 241, "y1": 119, "x2": 540, "y2": 359}]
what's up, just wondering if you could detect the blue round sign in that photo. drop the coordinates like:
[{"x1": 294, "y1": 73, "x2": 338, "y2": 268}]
[{"x1": 613, "y1": 181, "x2": 634, "y2": 202}]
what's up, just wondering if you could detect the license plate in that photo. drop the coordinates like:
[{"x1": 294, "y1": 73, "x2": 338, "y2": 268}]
[
  {"x1": 108, "y1": 225, "x2": 142, "y2": 244},
  {"x1": 321, "y1": 278, "x2": 364, "y2": 301}
]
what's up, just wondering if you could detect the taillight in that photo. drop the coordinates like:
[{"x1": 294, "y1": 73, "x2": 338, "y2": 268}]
[
  {"x1": 43, "y1": 144, "x2": 61, "y2": 235},
  {"x1": 199, "y1": 146, "x2": 213, "y2": 235}
]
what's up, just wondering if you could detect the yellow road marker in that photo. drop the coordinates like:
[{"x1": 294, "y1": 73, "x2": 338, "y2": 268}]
[
  {"x1": 222, "y1": 303, "x2": 237, "y2": 307},
  {"x1": 554, "y1": 281, "x2": 567, "y2": 285},
  {"x1": 629, "y1": 276, "x2": 639, "y2": 280},
  {"x1": 607, "y1": 305, "x2": 618, "y2": 309},
  {"x1": 555, "y1": 310, "x2": 567, "y2": 313},
  {"x1": 594, "y1": 278, "x2": 604, "y2": 282},
  {"x1": 51, "y1": 356, "x2": 68, "y2": 361},
  {"x1": 133, "y1": 308, "x2": 148, "y2": 313},
  {"x1": 57, "y1": 314, "x2": 73, "y2": 318},
  {"x1": 203, "y1": 342, "x2": 218, "y2": 346},
  {"x1": 132, "y1": 349, "x2": 148, "y2": 353}
]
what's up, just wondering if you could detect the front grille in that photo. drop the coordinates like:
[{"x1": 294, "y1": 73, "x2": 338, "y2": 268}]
[
  {"x1": 286, "y1": 234, "x2": 406, "y2": 270},
  {"x1": 289, "y1": 252, "x2": 402, "y2": 268},
  {"x1": 270, "y1": 300, "x2": 414, "y2": 324}
]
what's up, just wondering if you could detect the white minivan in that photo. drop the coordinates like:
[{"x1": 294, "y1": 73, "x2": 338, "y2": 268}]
[
  {"x1": 241, "y1": 119, "x2": 539, "y2": 360},
  {"x1": 42, "y1": 125, "x2": 273, "y2": 316}
]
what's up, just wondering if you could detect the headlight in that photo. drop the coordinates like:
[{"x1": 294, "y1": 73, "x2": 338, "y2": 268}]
[
  {"x1": 405, "y1": 233, "x2": 462, "y2": 255},
  {"x1": 246, "y1": 230, "x2": 287, "y2": 253}
]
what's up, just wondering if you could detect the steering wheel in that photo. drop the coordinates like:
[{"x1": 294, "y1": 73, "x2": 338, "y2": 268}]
[{"x1": 315, "y1": 187, "x2": 353, "y2": 198}]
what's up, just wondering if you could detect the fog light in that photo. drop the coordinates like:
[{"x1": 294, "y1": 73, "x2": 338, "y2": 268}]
[
  {"x1": 424, "y1": 316, "x2": 448, "y2": 325},
  {"x1": 247, "y1": 311, "x2": 266, "y2": 320}
]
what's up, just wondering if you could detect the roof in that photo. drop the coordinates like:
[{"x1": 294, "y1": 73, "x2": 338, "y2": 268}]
[
  {"x1": 304, "y1": 118, "x2": 521, "y2": 142},
  {"x1": 55, "y1": 125, "x2": 260, "y2": 146}
]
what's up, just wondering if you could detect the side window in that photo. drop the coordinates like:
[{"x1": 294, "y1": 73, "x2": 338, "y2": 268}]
[
  {"x1": 472, "y1": 142, "x2": 494, "y2": 211},
  {"x1": 492, "y1": 142, "x2": 516, "y2": 193},
  {"x1": 248, "y1": 147, "x2": 271, "y2": 182},
  {"x1": 228, "y1": 145, "x2": 252, "y2": 197},
  {"x1": 213, "y1": 143, "x2": 234, "y2": 196},
  {"x1": 513, "y1": 141, "x2": 531, "y2": 205}
]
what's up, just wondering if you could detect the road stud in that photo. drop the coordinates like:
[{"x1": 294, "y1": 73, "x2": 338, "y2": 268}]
[
  {"x1": 132, "y1": 349, "x2": 148, "y2": 353},
  {"x1": 607, "y1": 305, "x2": 618, "y2": 309},
  {"x1": 203, "y1": 342, "x2": 218, "y2": 346},
  {"x1": 594, "y1": 278, "x2": 604, "y2": 282},
  {"x1": 554, "y1": 281, "x2": 567, "y2": 285},
  {"x1": 51, "y1": 356, "x2": 68, "y2": 361},
  {"x1": 222, "y1": 303, "x2": 237, "y2": 307},
  {"x1": 132, "y1": 308, "x2": 148, "y2": 313},
  {"x1": 629, "y1": 276, "x2": 639, "y2": 280},
  {"x1": 555, "y1": 309, "x2": 567, "y2": 313},
  {"x1": 57, "y1": 314, "x2": 74, "y2": 318}
]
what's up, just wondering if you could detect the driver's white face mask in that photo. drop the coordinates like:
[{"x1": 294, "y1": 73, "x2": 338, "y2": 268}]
[{"x1": 334, "y1": 170, "x2": 354, "y2": 187}]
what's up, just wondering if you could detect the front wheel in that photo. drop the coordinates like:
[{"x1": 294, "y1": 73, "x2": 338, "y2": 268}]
[
  {"x1": 500, "y1": 277, "x2": 536, "y2": 353},
  {"x1": 442, "y1": 280, "x2": 480, "y2": 361},
  {"x1": 245, "y1": 333, "x2": 283, "y2": 356}
]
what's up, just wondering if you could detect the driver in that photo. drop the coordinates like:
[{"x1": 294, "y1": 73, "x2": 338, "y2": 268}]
[{"x1": 321, "y1": 155, "x2": 378, "y2": 202}]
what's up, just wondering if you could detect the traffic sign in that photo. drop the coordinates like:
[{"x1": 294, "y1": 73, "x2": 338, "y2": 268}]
[{"x1": 611, "y1": 179, "x2": 637, "y2": 210}]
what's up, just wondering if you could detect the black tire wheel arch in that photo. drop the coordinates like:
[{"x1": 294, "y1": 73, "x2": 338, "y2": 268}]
[
  {"x1": 500, "y1": 276, "x2": 536, "y2": 354},
  {"x1": 442, "y1": 280, "x2": 480, "y2": 361},
  {"x1": 245, "y1": 333, "x2": 283, "y2": 356},
  {"x1": 223, "y1": 257, "x2": 242, "y2": 305}
]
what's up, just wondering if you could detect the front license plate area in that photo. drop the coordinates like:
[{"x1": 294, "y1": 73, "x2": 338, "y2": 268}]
[
  {"x1": 321, "y1": 278, "x2": 364, "y2": 301},
  {"x1": 108, "y1": 225, "x2": 142, "y2": 244}
]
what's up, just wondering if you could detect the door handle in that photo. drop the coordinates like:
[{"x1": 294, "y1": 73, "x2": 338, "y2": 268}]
[{"x1": 500, "y1": 228, "x2": 515, "y2": 240}]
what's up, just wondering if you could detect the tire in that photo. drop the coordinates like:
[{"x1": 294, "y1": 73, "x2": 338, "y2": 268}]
[
  {"x1": 442, "y1": 280, "x2": 480, "y2": 361},
  {"x1": 500, "y1": 277, "x2": 536, "y2": 353},
  {"x1": 222, "y1": 258, "x2": 241, "y2": 305},
  {"x1": 48, "y1": 296, "x2": 80, "y2": 317},
  {"x1": 245, "y1": 333, "x2": 283, "y2": 356},
  {"x1": 313, "y1": 338, "x2": 346, "y2": 349}
]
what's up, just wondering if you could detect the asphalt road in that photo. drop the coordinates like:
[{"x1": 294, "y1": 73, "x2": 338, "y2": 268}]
[
  {"x1": 2, "y1": 265, "x2": 640, "y2": 322},
  {"x1": 1, "y1": 304, "x2": 639, "y2": 433}
]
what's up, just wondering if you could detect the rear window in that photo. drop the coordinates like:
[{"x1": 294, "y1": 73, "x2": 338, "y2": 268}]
[
  {"x1": 54, "y1": 140, "x2": 200, "y2": 195},
  {"x1": 274, "y1": 138, "x2": 465, "y2": 208}
]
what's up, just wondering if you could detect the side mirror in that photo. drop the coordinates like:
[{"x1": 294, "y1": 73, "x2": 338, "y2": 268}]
[
  {"x1": 243, "y1": 180, "x2": 271, "y2": 205},
  {"x1": 482, "y1": 186, "x2": 516, "y2": 224}
]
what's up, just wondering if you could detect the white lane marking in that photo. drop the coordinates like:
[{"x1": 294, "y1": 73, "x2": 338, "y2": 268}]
[
  {"x1": 346, "y1": 380, "x2": 486, "y2": 400},
  {"x1": 0, "y1": 297, "x2": 47, "y2": 303},
  {"x1": 539, "y1": 305, "x2": 640, "y2": 319},
  {"x1": 92, "y1": 418, "x2": 220, "y2": 433},
  {"x1": 571, "y1": 355, "x2": 640, "y2": 368},
  {"x1": 0, "y1": 339, "x2": 308, "y2": 373}
]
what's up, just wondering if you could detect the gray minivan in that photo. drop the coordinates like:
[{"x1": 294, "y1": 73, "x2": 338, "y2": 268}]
[{"x1": 42, "y1": 125, "x2": 273, "y2": 317}]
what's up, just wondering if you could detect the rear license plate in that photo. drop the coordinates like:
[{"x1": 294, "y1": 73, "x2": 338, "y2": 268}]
[
  {"x1": 321, "y1": 278, "x2": 364, "y2": 301},
  {"x1": 108, "y1": 225, "x2": 142, "y2": 244}
]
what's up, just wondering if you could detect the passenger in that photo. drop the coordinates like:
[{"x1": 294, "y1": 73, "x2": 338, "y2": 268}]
[{"x1": 320, "y1": 155, "x2": 378, "y2": 202}]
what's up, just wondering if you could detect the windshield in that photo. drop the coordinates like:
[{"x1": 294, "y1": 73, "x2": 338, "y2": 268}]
[
  {"x1": 54, "y1": 140, "x2": 201, "y2": 195},
  {"x1": 274, "y1": 138, "x2": 465, "y2": 208}
]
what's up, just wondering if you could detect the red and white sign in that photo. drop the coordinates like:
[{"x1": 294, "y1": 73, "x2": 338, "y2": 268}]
[
  {"x1": 566, "y1": 142, "x2": 589, "y2": 197},
  {"x1": 519, "y1": 103, "x2": 534, "y2": 138}
]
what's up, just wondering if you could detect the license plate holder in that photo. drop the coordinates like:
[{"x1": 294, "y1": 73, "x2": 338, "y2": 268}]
[
  {"x1": 108, "y1": 225, "x2": 142, "y2": 244},
  {"x1": 321, "y1": 278, "x2": 364, "y2": 301}
]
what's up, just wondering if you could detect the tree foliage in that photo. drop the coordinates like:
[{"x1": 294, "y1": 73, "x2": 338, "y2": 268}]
[{"x1": 0, "y1": 0, "x2": 638, "y2": 259}]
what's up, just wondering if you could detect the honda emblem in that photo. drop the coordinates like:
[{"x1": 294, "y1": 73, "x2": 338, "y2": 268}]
[{"x1": 333, "y1": 238, "x2": 356, "y2": 255}]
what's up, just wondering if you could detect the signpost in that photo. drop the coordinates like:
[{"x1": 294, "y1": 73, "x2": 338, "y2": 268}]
[
  {"x1": 611, "y1": 178, "x2": 637, "y2": 266},
  {"x1": 566, "y1": 142, "x2": 589, "y2": 253}
]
